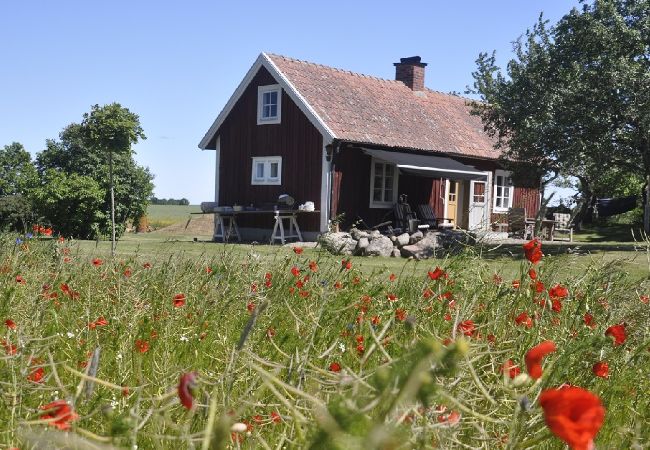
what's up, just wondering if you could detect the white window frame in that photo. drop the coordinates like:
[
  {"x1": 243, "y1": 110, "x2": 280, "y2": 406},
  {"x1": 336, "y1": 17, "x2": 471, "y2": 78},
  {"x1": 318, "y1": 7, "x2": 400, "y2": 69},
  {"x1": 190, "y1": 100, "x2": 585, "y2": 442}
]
[
  {"x1": 257, "y1": 84, "x2": 282, "y2": 125},
  {"x1": 369, "y1": 158, "x2": 399, "y2": 208},
  {"x1": 493, "y1": 169, "x2": 514, "y2": 212},
  {"x1": 251, "y1": 156, "x2": 282, "y2": 185}
]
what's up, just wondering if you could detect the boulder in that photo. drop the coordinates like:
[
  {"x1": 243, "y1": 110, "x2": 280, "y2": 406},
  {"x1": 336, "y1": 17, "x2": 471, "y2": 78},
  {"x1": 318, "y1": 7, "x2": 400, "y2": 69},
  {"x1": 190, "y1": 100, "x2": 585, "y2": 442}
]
[
  {"x1": 369, "y1": 229, "x2": 382, "y2": 240},
  {"x1": 391, "y1": 248, "x2": 401, "y2": 258},
  {"x1": 400, "y1": 232, "x2": 439, "y2": 259},
  {"x1": 365, "y1": 235, "x2": 394, "y2": 257},
  {"x1": 350, "y1": 227, "x2": 370, "y2": 241},
  {"x1": 409, "y1": 230, "x2": 424, "y2": 244},
  {"x1": 354, "y1": 237, "x2": 370, "y2": 255},
  {"x1": 396, "y1": 233, "x2": 410, "y2": 247},
  {"x1": 319, "y1": 232, "x2": 357, "y2": 255}
]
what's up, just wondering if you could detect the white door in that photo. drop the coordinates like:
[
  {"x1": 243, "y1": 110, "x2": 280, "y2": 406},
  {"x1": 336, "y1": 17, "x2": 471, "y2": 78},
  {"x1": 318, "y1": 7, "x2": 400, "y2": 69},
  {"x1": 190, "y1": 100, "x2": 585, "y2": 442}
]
[{"x1": 468, "y1": 179, "x2": 489, "y2": 230}]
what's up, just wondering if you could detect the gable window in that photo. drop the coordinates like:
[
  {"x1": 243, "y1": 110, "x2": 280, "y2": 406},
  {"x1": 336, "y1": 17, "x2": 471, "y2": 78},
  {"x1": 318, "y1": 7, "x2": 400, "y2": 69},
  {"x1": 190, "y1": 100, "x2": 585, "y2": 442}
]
[
  {"x1": 369, "y1": 158, "x2": 399, "y2": 208},
  {"x1": 251, "y1": 156, "x2": 282, "y2": 185},
  {"x1": 257, "y1": 85, "x2": 282, "y2": 124},
  {"x1": 493, "y1": 170, "x2": 513, "y2": 211}
]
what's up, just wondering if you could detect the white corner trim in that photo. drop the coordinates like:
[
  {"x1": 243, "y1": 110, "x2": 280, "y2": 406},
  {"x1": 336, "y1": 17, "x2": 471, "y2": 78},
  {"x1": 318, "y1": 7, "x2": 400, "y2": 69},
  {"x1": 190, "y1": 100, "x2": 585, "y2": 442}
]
[
  {"x1": 320, "y1": 144, "x2": 330, "y2": 232},
  {"x1": 198, "y1": 52, "x2": 337, "y2": 150}
]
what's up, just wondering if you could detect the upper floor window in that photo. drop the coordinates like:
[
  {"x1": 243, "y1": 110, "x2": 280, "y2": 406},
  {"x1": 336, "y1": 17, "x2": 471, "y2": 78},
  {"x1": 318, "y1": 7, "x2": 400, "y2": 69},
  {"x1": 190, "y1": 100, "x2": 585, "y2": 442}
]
[
  {"x1": 251, "y1": 156, "x2": 282, "y2": 185},
  {"x1": 257, "y1": 85, "x2": 282, "y2": 124},
  {"x1": 493, "y1": 169, "x2": 513, "y2": 211},
  {"x1": 369, "y1": 158, "x2": 399, "y2": 208}
]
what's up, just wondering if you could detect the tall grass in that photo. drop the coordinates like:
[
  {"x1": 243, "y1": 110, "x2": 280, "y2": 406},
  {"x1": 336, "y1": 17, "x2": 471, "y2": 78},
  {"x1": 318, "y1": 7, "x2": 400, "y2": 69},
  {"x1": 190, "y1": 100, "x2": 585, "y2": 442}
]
[{"x1": 1, "y1": 234, "x2": 648, "y2": 449}]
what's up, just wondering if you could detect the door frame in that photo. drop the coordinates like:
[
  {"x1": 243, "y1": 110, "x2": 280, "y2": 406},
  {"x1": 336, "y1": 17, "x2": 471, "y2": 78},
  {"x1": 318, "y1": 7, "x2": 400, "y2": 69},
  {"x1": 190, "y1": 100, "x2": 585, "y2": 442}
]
[{"x1": 468, "y1": 171, "x2": 492, "y2": 230}]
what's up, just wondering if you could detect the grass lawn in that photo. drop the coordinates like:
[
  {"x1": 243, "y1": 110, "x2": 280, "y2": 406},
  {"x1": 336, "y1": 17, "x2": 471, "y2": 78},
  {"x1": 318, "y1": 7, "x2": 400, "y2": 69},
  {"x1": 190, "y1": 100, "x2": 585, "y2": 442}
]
[
  {"x1": 2, "y1": 232, "x2": 649, "y2": 449},
  {"x1": 145, "y1": 204, "x2": 201, "y2": 229}
]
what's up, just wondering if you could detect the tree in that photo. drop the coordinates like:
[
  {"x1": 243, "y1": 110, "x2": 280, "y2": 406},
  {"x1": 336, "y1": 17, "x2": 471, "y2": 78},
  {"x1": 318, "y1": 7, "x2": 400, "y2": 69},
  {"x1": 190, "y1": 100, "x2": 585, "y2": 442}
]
[
  {"x1": 469, "y1": 0, "x2": 650, "y2": 229},
  {"x1": 36, "y1": 107, "x2": 153, "y2": 241},
  {"x1": 81, "y1": 103, "x2": 147, "y2": 255},
  {"x1": 0, "y1": 142, "x2": 38, "y2": 197}
]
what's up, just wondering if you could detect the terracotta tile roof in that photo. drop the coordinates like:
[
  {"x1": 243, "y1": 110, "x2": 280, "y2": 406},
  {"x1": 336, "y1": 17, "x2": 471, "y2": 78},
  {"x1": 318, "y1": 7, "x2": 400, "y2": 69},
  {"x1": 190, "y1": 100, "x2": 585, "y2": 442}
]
[{"x1": 267, "y1": 53, "x2": 501, "y2": 159}]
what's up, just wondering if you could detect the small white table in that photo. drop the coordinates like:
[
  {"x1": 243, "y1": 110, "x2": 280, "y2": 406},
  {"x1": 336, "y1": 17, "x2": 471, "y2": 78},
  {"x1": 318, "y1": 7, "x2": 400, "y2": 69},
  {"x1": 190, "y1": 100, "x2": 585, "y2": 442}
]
[{"x1": 270, "y1": 211, "x2": 303, "y2": 244}]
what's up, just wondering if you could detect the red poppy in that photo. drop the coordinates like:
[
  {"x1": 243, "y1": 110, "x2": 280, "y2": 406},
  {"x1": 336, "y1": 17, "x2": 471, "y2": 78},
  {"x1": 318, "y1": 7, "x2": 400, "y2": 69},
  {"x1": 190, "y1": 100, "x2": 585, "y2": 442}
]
[
  {"x1": 493, "y1": 273, "x2": 503, "y2": 284},
  {"x1": 15, "y1": 275, "x2": 25, "y2": 284},
  {"x1": 92, "y1": 258, "x2": 103, "y2": 267},
  {"x1": 487, "y1": 334, "x2": 496, "y2": 344},
  {"x1": 309, "y1": 261, "x2": 318, "y2": 272},
  {"x1": 342, "y1": 259, "x2": 352, "y2": 270},
  {"x1": 28, "y1": 366, "x2": 45, "y2": 383},
  {"x1": 95, "y1": 316, "x2": 108, "y2": 327},
  {"x1": 293, "y1": 246, "x2": 303, "y2": 254},
  {"x1": 352, "y1": 276, "x2": 360, "y2": 284},
  {"x1": 428, "y1": 267, "x2": 447, "y2": 280},
  {"x1": 528, "y1": 268, "x2": 537, "y2": 280},
  {"x1": 387, "y1": 293, "x2": 397, "y2": 302},
  {"x1": 549, "y1": 284, "x2": 569, "y2": 299},
  {"x1": 143, "y1": 262, "x2": 152, "y2": 269},
  {"x1": 514, "y1": 312, "x2": 533, "y2": 328},
  {"x1": 329, "y1": 362, "x2": 341, "y2": 372},
  {"x1": 135, "y1": 339, "x2": 150, "y2": 353},
  {"x1": 356, "y1": 343, "x2": 365, "y2": 355},
  {"x1": 299, "y1": 290, "x2": 310, "y2": 298},
  {"x1": 501, "y1": 359, "x2": 521, "y2": 379},
  {"x1": 173, "y1": 294, "x2": 186, "y2": 308},
  {"x1": 539, "y1": 386, "x2": 605, "y2": 450},
  {"x1": 592, "y1": 361, "x2": 609, "y2": 378},
  {"x1": 551, "y1": 299, "x2": 563, "y2": 313},
  {"x1": 605, "y1": 324, "x2": 626, "y2": 346},
  {"x1": 457, "y1": 320, "x2": 476, "y2": 337},
  {"x1": 423, "y1": 288, "x2": 433, "y2": 298},
  {"x1": 437, "y1": 410, "x2": 461, "y2": 425},
  {"x1": 266, "y1": 327, "x2": 276, "y2": 338},
  {"x1": 512, "y1": 280, "x2": 520, "y2": 289},
  {"x1": 523, "y1": 239, "x2": 543, "y2": 264},
  {"x1": 4, "y1": 319, "x2": 16, "y2": 330},
  {"x1": 444, "y1": 313, "x2": 452, "y2": 321},
  {"x1": 389, "y1": 273, "x2": 396, "y2": 282},
  {"x1": 534, "y1": 280, "x2": 545, "y2": 293},
  {"x1": 2, "y1": 340, "x2": 17, "y2": 355},
  {"x1": 583, "y1": 313, "x2": 596, "y2": 329},
  {"x1": 290, "y1": 266, "x2": 300, "y2": 277},
  {"x1": 270, "y1": 411, "x2": 282, "y2": 424},
  {"x1": 525, "y1": 340, "x2": 557, "y2": 379},
  {"x1": 40, "y1": 400, "x2": 79, "y2": 431},
  {"x1": 177, "y1": 371, "x2": 198, "y2": 409},
  {"x1": 123, "y1": 268, "x2": 132, "y2": 277},
  {"x1": 640, "y1": 295, "x2": 649, "y2": 304},
  {"x1": 395, "y1": 308, "x2": 407, "y2": 322}
]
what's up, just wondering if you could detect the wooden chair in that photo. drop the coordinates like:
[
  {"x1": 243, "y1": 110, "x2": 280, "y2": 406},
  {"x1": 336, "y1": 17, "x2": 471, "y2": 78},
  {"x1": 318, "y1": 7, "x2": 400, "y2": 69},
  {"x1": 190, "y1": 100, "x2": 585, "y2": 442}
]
[
  {"x1": 417, "y1": 204, "x2": 453, "y2": 229},
  {"x1": 393, "y1": 199, "x2": 430, "y2": 234},
  {"x1": 552, "y1": 213, "x2": 573, "y2": 242},
  {"x1": 507, "y1": 208, "x2": 534, "y2": 239}
]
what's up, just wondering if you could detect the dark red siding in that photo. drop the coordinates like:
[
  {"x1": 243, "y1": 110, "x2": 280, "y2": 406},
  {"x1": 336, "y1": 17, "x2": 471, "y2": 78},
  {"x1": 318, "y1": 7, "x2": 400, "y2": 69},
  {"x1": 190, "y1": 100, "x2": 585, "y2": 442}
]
[{"x1": 216, "y1": 67, "x2": 323, "y2": 231}]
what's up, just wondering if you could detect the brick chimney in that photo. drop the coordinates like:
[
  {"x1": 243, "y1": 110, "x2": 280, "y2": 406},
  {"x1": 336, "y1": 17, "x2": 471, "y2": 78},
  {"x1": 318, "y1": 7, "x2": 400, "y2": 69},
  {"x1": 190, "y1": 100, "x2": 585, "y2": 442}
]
[{"x1": 394, "y1": 56, "x2": 427, "y2": 91}]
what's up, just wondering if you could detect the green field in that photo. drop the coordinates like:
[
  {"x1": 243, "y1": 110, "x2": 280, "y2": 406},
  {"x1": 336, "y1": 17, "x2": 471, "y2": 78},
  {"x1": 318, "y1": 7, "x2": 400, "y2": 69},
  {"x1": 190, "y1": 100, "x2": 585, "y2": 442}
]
[
  {"x1": 145, "y1": 205, "x2": 201, "y2": 229},
  {"x1": 1, "y1": 234, "x2": 649, "y2": 449}
]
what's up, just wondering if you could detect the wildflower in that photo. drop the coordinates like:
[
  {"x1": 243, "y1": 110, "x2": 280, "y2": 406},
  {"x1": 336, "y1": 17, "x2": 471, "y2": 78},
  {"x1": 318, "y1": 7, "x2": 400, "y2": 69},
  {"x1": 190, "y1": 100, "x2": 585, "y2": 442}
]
[
  {"x1": 549, "y1": 284, "x2": 569, "y2": 299},
  {"x1": 290, "y1": 266, "x2": 300, "y2": 277},
  {"x1": 352, "y1": 276, "x2": 360, "y2": 284},
  {"x1": 427, "y1": 267, "x2": 446, "y2": 280},
  {"x1": 266, "y1": 327, "x2": 276, "y2": 338},
  {"x1": 92, "y1": 258, "x2": 103, "y2": 267},
  {"x1": 371, "y1": 315, "x2": 381, "y2": 326},
  {"x1": 493, "y1": 273, "x2": 503, "y2": 284},
  {"x1": 583, "y1": 313, "x2": 596, "y2": 329},
  {"x1": 40, "y1": 400, "x2": 79, "y2": 431},
  {"x1": 528, "y1": 268, "x2": 537, "y2": 280},
  {"x1": 592, "y1": 361, "x2": 609, "y2": 378},
  {"x1": 534, "y1": 280, "x2": 545, "y2": 293},
  {"x1": 173, "y1": 294, "x2": 186, "y2": 308},
  {"x1": 539, "y1": 386, "x2": 605, "y2": 450},
  {"x1": 123, "y1": 268, "x2": 132, "y2": 278},
  {"x1": 299, "y1": 290, "x2": 310, "y2": 298},
  {"x1": 389, "y1": 273, "x2": 396, "y2": 282},
  {"x1": 395, "y1": 308, "x2": 407, "y2": 322},
  {"x1": 551, "y1": 299, "x2": 563, "y2": 313},
  {"x1": 143, "y1": 262, "x2": 152, "y2": 269},
  {"x1": 178, "y1": 372, "x2": 198, "y2": 409},
  {"x1": 329, "y1": 362, "x2": 341, "y2": 372},
  {"x1": 247, "y1": 302, "x2": 255, "y2": 313},
  {"x1": 605, "y1": 324, "x2": 626, "y2": 346},
  {"x1": 4, "y1": 319, "x2": 16, "y2": 330},
  {"x1": 512, "y1": 280, "x2": 520, "y2": 289},
  {"x1": 28, "y1": 366, "x2": 45, "y2": 383},
  {"x1": 293, "y1": 246, "x2": 303, "y2": 254},
  {"x1": 270, "y1": 411, "x2": 282, "y2": 424},
  {"x1": 205, "y1": 266, "x2": 213, "y2": 274},
  {"x1": 356, "y1": 343, "x2": 365, "y2": 355},
  {"x1": 444, "y1": 313, "x2": 452, "y2": 321},
  {"x1": 487, "y1": 334, "x2": 496, "y2": 344},
  {"x1": 309, "y1": 261, "x2": 318, "y2": 272},
  {"x1": 2, "y1": 340, "x2": 17, "y2": 355},
  {"x1": 135, "y1": 339, "x2": 150, "y2": 353},
  {"x1": 342, "y1": 259, "x2": 352, "y2": 270},
  {"x1": 525, "y1": 340, "x2": 556, "y2": 379},
  {"x1": 437, "y1": 410, "x2": 461, "y2": 425},
  {"x1": 522, "y1": 239, "x2": 543, "y2": 264},
  {"x1": 15, "y1": 238, "x2": 23, "y2": 244},
  {"x1": 387, "y1": 293, "x2": 397, "y2": 302},
  {"x1": 423, "y1": 288, "x2": 433, "y2": 298},
  {"x1": 15, "y1": 275, "x2": 25, "y2": 284},
  {"x1": 640, "y1": 295, "x2": 649, "y2": 304},
  {"x1": 501, "y1": 360, "x2": 521, "y2": 379},
  {"x1": 515, "y1": 312, "x2": 533, "y2": 328},
  {"x1": 334, "y1": 281, "x2": 342, "y2": 289},
  {"x1": 457, "y1": 320, "x2": 476, "y2": 337}
]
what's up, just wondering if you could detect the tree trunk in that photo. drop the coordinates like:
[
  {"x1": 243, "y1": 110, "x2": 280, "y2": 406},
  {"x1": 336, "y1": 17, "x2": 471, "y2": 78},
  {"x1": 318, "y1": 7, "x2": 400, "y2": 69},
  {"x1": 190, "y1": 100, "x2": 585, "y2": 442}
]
[
  {"x1": 109, "y1": 151, "x2": 116, "y2": 257},
  {"x1": 572, "y1": 176, "x2": 593, "y2": 231},
  {"x1": 645, "y1": 174, "x2": 650, "y2": 234}
]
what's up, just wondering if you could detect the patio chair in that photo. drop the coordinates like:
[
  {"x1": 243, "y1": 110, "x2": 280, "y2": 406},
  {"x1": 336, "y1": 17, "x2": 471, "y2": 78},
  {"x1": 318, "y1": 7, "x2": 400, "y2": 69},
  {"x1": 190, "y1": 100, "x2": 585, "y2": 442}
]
[
  {"x1": 552, "y1": 213, "x2": 573, "y2": 242},
  {"x1": 507, "y1": 208, "x2": 534, "y2": 240},
  {"x1": 393, "y1": 197, "x2": 430, "y2": 234},
  {"x1": 417, "y1": 204, "x2": 453, "y2": 229}
]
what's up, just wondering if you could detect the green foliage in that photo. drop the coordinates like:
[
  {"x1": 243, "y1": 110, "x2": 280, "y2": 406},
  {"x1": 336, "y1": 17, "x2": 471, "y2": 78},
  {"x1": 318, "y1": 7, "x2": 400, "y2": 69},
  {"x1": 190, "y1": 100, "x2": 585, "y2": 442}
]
[
  {"x1": 36, "y1": 104, "x2": 153, "y2": 238},
  {"x1": 470, "y1": 0, "x2": 650, "y2": 222},
  {"x1": 29, "y1": 170, "x2": 105, "y2": 238},
  {"x1": 0, "y1": 195, "x2": 35, "y2": 233},
  {"x1": 0, "y1": 142, "x2": 38, "y2": 197}
]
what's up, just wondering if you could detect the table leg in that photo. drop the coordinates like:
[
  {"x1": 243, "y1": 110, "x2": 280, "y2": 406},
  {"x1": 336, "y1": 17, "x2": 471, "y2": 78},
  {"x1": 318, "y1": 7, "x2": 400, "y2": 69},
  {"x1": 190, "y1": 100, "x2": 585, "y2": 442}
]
[{"x1": 292, "y1": 215, "x2": 303, "y2": 241}]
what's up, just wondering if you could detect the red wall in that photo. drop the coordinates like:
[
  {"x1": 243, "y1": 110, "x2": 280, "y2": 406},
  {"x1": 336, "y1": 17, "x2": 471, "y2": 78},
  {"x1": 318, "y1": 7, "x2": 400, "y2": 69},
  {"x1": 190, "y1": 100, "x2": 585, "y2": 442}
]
[{"x1": 215, "y1": 67, "x2": 323, "y2": 231}]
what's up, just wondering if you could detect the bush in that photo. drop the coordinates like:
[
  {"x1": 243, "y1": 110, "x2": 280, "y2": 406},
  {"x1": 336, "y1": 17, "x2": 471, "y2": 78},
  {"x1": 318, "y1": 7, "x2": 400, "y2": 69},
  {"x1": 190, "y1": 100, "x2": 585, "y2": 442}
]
[{"x1": 0, "y1": 195, "x2": 36, "y2": 232}]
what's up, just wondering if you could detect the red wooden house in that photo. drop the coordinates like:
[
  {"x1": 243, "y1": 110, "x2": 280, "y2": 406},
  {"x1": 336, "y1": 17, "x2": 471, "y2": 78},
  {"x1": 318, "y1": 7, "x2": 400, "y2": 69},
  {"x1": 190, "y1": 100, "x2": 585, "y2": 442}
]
[{"x1": 199, "y1": 53, "x2": 540, "y2": 240}]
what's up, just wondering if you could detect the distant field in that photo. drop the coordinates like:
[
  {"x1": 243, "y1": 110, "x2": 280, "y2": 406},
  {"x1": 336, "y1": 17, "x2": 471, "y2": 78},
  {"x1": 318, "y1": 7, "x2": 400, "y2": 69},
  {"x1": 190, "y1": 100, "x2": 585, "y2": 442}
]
[{"x1": 145, "y1": 204, "x2": 201, "y2": 229}]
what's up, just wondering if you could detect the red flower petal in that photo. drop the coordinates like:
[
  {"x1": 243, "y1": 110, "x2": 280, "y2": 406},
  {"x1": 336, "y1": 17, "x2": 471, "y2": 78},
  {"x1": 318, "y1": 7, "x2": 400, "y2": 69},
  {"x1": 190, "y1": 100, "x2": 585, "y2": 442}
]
[{"x1": 525, "y1": 340, "x2": 556, "y2": 379}]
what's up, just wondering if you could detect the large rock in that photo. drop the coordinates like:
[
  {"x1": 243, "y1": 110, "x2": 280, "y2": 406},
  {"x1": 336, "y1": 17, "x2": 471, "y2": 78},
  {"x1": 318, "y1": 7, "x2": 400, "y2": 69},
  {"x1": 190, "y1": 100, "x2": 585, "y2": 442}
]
[
  {"x1": 409, "y1": 230, "x2": 424, "y2": 244},
  {"x1": 354, "y1": 237, "x2": 370, "y2": 255},
  {"x1": 400, "y1": 232, "x2": 439, "y2": 259},
  {"x1": 365, "y1": 235, "x2": 394, "y2": 257},
  {"x1": 391, "y1": 248, "x2": 401, "y2": 258},
  {"x1": 369, "y1": 230, "x2": 382, "y2": 240},
  {"x1": 319, "y1": 232, "x2": 357, "y2": 255},
  {"x1": 350, "y1": 228, "x2": 370, "y2": 241},
  {"x1": 396, "y1": 233, "x2": 410, "y2": 247}
]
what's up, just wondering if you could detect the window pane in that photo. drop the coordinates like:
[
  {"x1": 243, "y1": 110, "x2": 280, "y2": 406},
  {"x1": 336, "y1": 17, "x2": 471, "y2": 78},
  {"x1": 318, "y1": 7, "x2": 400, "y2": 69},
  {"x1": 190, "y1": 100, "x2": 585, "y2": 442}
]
[
  {"x1": 270, "y1": 162, "x2": 278, "y2": 178},
  {"x1": 373, "y1": 189, "x2": 382, "y2": 201},
  {"x1": 269, "y1": 90, "x2": 277, "y2": 105},
  {"x1": 256, "y1": 163, "x2": 265, "y2": 179},
  {"x1": 385, "y1": 165, "x2": 393, "y2": 176},
  {"x1": 263, "y1": 105, "x2": 270, "y2": 118},
  {"x1": 269, "y1": 104, "x2": 277, "y2": 117},
  {"x1": 384, "y1": 188, "x2": 393, "y2": 201},
  {"x1": 374, "y1": 176, "x2": 382, "y2": 190},
  {"x1": 263, "y1": 92, "x2": 271, "y2": 106},
  {"x1": 384, "y1": 176, "x2": 393, "y2": 190}
]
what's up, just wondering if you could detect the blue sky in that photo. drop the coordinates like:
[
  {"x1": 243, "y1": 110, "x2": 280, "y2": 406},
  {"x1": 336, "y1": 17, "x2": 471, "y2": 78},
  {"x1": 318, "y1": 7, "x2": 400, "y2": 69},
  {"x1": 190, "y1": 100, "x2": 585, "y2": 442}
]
[{"x1": 0, "y1": 1, "x2": 580, "y2": 204}]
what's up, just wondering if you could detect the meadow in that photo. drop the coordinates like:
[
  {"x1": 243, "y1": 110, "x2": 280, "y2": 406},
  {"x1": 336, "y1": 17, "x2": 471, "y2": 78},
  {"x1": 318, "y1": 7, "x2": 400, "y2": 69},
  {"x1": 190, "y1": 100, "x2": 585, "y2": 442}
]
[
  {"x1": 145, "y1": 205, "x2": 201, "y2": 230},
  {"x1": 1, "y1": 232, "x2": 649, "y2": 449}
]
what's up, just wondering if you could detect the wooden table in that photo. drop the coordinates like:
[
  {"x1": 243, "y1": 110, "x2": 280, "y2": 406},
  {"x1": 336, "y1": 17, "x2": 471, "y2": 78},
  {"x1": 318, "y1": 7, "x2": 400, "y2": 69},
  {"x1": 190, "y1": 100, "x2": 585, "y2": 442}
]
[{"x1": 525, "y1": 218, "x2": 556, "y2": 241}]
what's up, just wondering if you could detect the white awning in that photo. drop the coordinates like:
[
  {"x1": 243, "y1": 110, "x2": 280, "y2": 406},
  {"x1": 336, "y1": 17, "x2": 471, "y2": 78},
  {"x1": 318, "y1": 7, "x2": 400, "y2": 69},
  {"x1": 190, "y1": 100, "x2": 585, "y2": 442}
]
[{"x1": 363, "y1": 148, "x2": 487, "y2": 180}]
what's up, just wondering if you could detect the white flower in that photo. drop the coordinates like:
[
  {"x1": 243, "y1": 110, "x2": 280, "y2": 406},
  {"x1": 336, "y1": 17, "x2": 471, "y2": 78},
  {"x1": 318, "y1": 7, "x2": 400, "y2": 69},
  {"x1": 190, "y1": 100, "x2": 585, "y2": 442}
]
[
  {"x1": 338, "y1": 343, "x2": 346, "y2": 353},
  {"x1": 180, "y1": 336, "x2": 189, "y2": 342},
  {"x1": 116, "y1": 353, "x2": 123, "y2": 360},
  {"x1": 66, "y1": 332, "x2": 75, "y2": 339}
]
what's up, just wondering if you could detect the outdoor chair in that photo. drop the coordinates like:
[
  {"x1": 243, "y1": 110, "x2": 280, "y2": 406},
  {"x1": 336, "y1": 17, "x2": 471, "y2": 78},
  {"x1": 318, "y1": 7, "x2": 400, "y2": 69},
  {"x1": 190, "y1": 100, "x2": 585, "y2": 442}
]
[
  {"x1": 552, "y1": 213, "x2": 573, "y2": 242},
  {"x1": 393, "y1": 199, "x2": 430, "y2": 234},
  {"x1": 507, "y1": 207, "x2": 534, "y2": 240},
  {"x1": 417, "y1": 204, "x2": 453, "y2": 229}
]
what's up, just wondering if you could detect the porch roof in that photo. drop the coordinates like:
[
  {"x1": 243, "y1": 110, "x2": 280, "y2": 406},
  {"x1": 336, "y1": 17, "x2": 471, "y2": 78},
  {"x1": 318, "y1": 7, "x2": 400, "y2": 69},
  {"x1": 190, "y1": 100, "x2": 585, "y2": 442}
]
[{"x1": 362, "y1": 148, "x2": 487, "y2": 180}]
